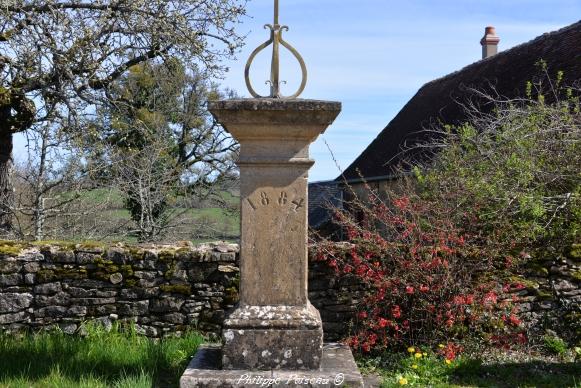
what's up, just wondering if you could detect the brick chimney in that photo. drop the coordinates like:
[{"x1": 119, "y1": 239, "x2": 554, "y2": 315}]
[{"x1": 480, "y1": 26, "x2": 500, "y2": 59}]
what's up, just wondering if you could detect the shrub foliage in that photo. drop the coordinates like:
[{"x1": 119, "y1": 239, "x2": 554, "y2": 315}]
[{"x1": 315, "y1": 76, "x2": 580, "y2": 355}]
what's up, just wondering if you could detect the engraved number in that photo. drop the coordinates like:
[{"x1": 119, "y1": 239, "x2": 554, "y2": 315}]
[
  {"x1": 291, "y1": 198, "x2": 305, "y2": 212},
  {"x1": 278, "y1": 191, "x2": 288, "y2": 205},
  {"x1": 260, "y1": 192, "x2": 270, "y2": 206}
]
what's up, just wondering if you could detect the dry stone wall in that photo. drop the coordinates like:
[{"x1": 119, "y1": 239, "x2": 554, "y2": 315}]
[
  {"x1": 0, "y1": 241, "x2": 240, "y2": 338},
  {"x1": 1, "y1": 241, "x2": 579, "y2": 341}
]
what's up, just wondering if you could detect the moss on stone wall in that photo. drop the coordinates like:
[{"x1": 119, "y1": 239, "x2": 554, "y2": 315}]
[
  {"x1": 0, "y1": 241, "x2": 27, "y2": 256},
  {"x1": 160, "y1": 284, "x2": 192, "y2": 295}
]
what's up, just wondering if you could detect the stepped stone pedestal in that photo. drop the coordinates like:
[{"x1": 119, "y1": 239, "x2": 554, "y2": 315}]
[{"x1": 180, "y1": 99, "x2": 363, "y2": 387}]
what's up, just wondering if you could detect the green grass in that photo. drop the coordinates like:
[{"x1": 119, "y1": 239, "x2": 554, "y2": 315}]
[
  {"x1": 0, "y1": 323, "x2": 205, "y2": 388},
  {"x1": 360, "y1": 349, "x2": 581, "y2": 387}
]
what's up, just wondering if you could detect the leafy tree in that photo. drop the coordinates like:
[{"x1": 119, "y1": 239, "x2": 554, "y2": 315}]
[{"x1": 0, "y1": 0, "x2": 246, "y2": 235}]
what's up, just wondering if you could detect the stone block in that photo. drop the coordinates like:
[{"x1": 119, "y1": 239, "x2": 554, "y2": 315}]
[
  {"x1": 163, "y1": 312, "x2": 186, "y2": 324},
  {"x1": 0, "y1": 311, "x2": 29, "y2": 324},
  {"x1": 36, "y1": 306, "x2": 68, "y2": 318},
  {"x1": 222, "y1": 304, "x2": 323, "y2": 370},
  {"x1": 37, "y1": 292, "x2": 70, "y2": 307},
  {"x1": 0, "y1": 273, "x2": 22, "y2": 286},
  {"x1": 52, "y1": 251, "x2": 76, "y2": 264},
  {"x1": 150, "y1": 297, "x2": 185, "y2": 313},
  {"x1": 23, "y1": 262, "x2": 40, "y2": 273},
  {"x1": 73, "y1": 297, "x2": 116, "y2": 305},
  {"x1": 118, "y1": 301, "x2": 149, "y2": 316},
  {"x1": 0, "y1": 259, "x2": 20, "y2": 274},
  {"x1": 34, "y1": 282, "x2": 62, "y2": 295},
  {"x1": 0, "y1": 293, "x2": 33, "y2": 313}
]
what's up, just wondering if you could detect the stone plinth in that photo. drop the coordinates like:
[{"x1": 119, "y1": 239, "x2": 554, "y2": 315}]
[
  {"x1": 180, "y1": 343, "x2": 364, "y2": 388},
  {"x1": 208, "y1": 99, "x2": 341, "y2": 371}
]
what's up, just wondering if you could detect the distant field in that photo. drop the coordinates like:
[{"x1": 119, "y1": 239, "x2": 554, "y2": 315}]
[{"x1": 18, "y1": 188, "x2": 241, "y2": 243}]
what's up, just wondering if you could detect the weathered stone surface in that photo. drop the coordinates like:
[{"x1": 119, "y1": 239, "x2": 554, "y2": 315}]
[
  {"x1": 210, "y1": 99, "x2": 342, "y2": 373},
  {"x1": 60, "y1": 323, "x2": 78, "y2": 334},
  {"x1": 181, "y1": 343, "x2": 364, "y2": 388},
  {"x1": 52, "y1": 251, "x2": 76, "y2": 264},
  {"x1": 118, "y1": 301, "x2": 149, "y2": 316},
  {"x1": 34, "y1": 282, "x2": 62, "y2": 295},
  {"x1": 163, "y1": 313, "x2": 186, "y2": 324},
  {"x1": 0, "y1": 274, "x2": 22, "y2": 287},
  {"x1": 73, "y1": 297, "x2": 116, "y2": 306},
  {"x1": 37, "y1": 292, "x2": 70, "y2": 306},
  {"x1": 2, "y1": 240, "x2": 578, "y2": 344},
  {"x1": 24, "y1": 274, "x2": 35, "y2": 285},
  {"x1": 0, "y1": 293, "x2": 33, "y2": 313},
  {"x1": 23, "y1": 262, "x2": 40, "y2": 273},
  {"x1": 36, "y1": 306, "x2": 68, "y2": 318},
  {"x1": 222, "y1": 304, "x2": 324, "y2": 370},
  {"x1": 120, "y1": 287, "x2": 159, "y2": 300},
  {"x1": 150, "y1": 297, "x2": 185, "y2": 313},
  {"x1": 0, "y1": 311, "x2": 28, "y2": 324},
  {"x1": 109, "y1": 273, "x2": 123, "y2": 284},
  {"x1": 68, "y1": 306, "x2": 87, "y2": 316},
  {"x1": 554, "y1": 279, "x2": 576, "y2": 291},
  {"x1": 68, "y1": 287, "x2": 117, "y2": 298},
  {"x1": 0, "y1": 259, "x2": 20, "y2": 274},
  {"x1": 76, "y1": 253, "x2": 100, "y2": 264},
  {"x1": 211, "y1": 99, "x2": 340, "y2": 308}
]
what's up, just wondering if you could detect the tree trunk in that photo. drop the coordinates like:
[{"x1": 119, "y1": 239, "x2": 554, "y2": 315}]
[{"x1": 0, "y1": 128, "x2": 14, "y2": 236}]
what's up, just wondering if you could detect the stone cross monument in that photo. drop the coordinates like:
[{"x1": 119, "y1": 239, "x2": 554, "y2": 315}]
[{"x1": 181, "y1": 1, "x2": 363, "y2": 386}]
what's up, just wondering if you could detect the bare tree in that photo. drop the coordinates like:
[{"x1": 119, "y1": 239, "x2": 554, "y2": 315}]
[
  {"x1": 0, "y1": 0, "x2": 247, "y2": 235},
  {"x1": 13, "y1": 123, "x2": 97, "y2": 240}
]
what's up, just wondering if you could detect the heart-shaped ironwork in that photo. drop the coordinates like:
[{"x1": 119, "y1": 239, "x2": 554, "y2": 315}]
[{"x1": 244, "y1": 0, "x2": 307, "y2": 99}]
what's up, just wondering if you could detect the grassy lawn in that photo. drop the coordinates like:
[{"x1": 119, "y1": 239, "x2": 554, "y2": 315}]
[
  {"x1": 361, "y1": 349, "x2": 581, "y2": 387},
  {"x1": 0, "y1": 324, "x2": 204, "y2": 388}
]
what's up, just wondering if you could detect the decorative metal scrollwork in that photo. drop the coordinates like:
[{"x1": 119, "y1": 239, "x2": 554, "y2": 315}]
[{"x1": 244, "y1": 0, "x2": 307, "y2": 99}]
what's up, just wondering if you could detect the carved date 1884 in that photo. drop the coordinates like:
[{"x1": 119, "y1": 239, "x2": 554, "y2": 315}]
[{"x1": 247, "y1": 191, "x2": 304, "y2": 212}]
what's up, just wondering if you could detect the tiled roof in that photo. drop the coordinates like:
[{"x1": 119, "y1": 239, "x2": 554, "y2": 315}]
[{"x1": 340, "y1": 21, "x2": 581, "y2": 180}]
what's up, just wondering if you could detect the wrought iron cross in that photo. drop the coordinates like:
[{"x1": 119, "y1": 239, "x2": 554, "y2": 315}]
[{"x1": 244, "y1": 0, "x2": 307, "y2": 99}]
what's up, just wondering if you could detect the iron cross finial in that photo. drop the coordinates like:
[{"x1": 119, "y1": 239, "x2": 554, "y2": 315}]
[{"x1": 244, "y1": 0, "x2": 307, "y2": 99}]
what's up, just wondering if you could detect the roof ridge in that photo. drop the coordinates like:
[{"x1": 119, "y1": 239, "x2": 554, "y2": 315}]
[{"x1": 423, "y1": 20, "x2": 581, "y2": 87}]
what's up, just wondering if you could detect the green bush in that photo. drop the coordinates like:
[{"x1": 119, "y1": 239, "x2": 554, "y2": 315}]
[
  {"x1": 415, "y1": 74, "x2": 580, "y2": 261},
  {"x1": 319, "y1": 74, "x2": 580, "y2": 355},
  {"x1": 543, "y1": 334, "x2": 568, "y2": 355}
]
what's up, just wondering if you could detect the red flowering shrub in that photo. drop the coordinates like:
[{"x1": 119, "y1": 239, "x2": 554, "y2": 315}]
[
  {"x1": 313, "y1": 79, "x2": 581, "y2": 354},
  {"x1": 314, "y1": 183, "x2": 526, "y2": 354}
]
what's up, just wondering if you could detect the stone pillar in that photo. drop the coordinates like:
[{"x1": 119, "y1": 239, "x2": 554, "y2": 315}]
[{"x1": 209, "y1": 99, "x2": 341, "y2": 371}]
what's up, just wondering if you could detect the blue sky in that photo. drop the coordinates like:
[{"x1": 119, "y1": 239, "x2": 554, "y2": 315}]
[{"x1": 13, "y1": 0, "x2": 581, "y2": 182}]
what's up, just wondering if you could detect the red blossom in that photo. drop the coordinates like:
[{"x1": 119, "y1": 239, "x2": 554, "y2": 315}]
[{"x1": 391, "y1": 305, "x2": 402, "y2": 319}]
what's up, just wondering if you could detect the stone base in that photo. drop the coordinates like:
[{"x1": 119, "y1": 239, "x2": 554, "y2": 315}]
[
  {"x1": 222, "y1": 304, "x2": 323, "y2": 370},
  {"x1": 180, "y1": 343, "x2": 364, "y2": 388}
]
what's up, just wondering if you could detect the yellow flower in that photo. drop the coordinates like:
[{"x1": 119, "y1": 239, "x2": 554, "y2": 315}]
[
  {"x1": 412, "y1": 364, "x2": 418, "y2": 369},
  {"x1": 422, "y1": 352, "x2": 427, "y2": 357},
  {"x1": 445, "y1": 359, "x2": 452, "y2": 365},
  {"x1": 415, "y1": 353, "x2": 422, "y2": 359},
  {"x1": 438, "y1": 344, "x2": 445, "y2": 349},
  {"x1": 398, "y1": 377, "x2": 409, "y2": 385},
  {"x1": 407, "y1": 347, "x2": 415, "y2": 353}
]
